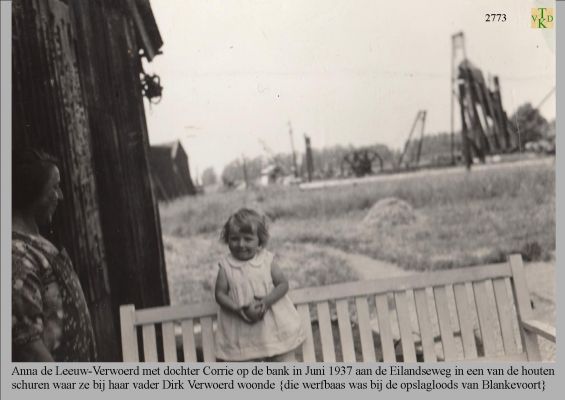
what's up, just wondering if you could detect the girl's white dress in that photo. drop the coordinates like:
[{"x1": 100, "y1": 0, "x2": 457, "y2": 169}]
[{"x1": 215, "y1": 249, "x2": 306, "y2": 361}]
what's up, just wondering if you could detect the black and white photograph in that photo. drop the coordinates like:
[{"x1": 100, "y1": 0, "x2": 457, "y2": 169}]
[{"x1": 9, "y1": 0, "x2": 556, "y2": 364}]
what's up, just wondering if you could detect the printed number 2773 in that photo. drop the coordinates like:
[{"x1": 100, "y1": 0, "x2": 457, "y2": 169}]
[{"x1": 485, "y1": 14, "x2": 507, "y2": 22}]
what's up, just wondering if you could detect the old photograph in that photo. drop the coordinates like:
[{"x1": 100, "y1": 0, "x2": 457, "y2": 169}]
[{"x1": 11, "y1": 0, "x2": 555, "y2": 362}]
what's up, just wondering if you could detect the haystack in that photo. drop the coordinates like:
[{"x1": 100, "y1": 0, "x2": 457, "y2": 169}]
[{"x1": 363, "y1": 197, "x2": 417, "y2": 229}]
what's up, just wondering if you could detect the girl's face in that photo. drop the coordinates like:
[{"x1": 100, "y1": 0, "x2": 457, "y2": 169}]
[{"x1": 228, "y1": 222, "x2": 260, "y2": 261}]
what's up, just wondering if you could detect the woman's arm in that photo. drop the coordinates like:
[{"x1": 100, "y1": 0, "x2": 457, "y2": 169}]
[
  {"x1": 14, "y1": 340, "x2": 54, "y2": 362},
  {"x1": 260, "y1": 258, "x2": 289, "y2": 309},
  {"x1": 12, "y1": 251, "x2": 56, "y2": 362}
]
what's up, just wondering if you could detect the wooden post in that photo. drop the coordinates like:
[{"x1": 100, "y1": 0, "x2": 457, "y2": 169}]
[
  {"x1": 493, "y1": 76, "x2": 512, "y2": 149},
  {"x1": 484, "y1": 82, "x2": 505, "y2": 151},
  {"x1": 474, "y1": 82, "x2": 501, "y2": 152},
  {"x1": 415, "y1": 111, "x2": 426, "y2": 165},
  {"x1": 458, "y1": 84, "x2": 472, "y2": 169},
  {"x1": 241, "y1": 155, "x2": 249, "y2": 189},
  {"x1": 288, "y1": 121, "x2": 299, "y2": 177},
  {"x1": 508, "y1": 255, "x2": 542, "y2": 361},
  {"x1": 304, "y1": 135, "x2": 314, "y2": 182},
  {"x1": 119, "y1": 305, "x2": 139, "y2": 362},
  {"x1": 398, "y1": 111, "x2": 422, "y2": 167},
  {"x1": 467, "y1": 82, "x2": 490, "y2": 159}
]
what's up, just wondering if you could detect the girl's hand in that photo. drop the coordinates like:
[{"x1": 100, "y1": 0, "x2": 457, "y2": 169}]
[
  {"x1": 238, "y1": 308, "x2": 253, "y2": 323},
  {"x1": 242, "y1": 300, "x2": 265, "y2": 322},
  {"x1": 254, "y1": 296, "x2": 267, "y2": 318}
]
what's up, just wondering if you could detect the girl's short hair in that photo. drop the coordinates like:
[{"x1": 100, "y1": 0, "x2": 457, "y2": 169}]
[
  {"x1": 220, "y1": 208, "x2": 269, "y2": 246},
  {"x1": 12, "y1": 148, "x2": 59, "y2": 210}
]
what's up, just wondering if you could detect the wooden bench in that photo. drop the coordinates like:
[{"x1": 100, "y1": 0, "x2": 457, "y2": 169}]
[{"x1": 119, "y1": 254, "x2": 555, "y2": 362}]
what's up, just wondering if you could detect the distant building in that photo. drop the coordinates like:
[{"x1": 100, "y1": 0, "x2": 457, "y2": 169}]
[
  {"x1": 149, "y1": 140, "x2": 197, "y2": 200},
  {"x1": 259, "y1": 164, "x2": 285, "y2": 186}
]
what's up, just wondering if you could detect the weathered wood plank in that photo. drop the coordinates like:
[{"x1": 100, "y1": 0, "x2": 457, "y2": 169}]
[
  {"x1": 413, "y1": 289, "x2": 437, "y2": 362},
  {"x1": 471, "y1": 353, "x2": 528, "y2": 362},
  {"x1": 355, "y1": 297, "x2": 376, "y2": 362},
  {"x1": 162, "y1": 322, "x2": 177, "y2": 362},
  {"x1": 375, "y1": 294, "x2": 395, "y2": 362},
  {"x1": 473, "y1": 280, "x2": 499, "y2": 357},
  {"x1": 290, "y1": 263, "x2": 511, "y2": 305},
  {"x1": 200, "y1": 318, "x2": 215, "y2": 362},
  {"x1": 316, "y1": 302, "x2": 336, "y2": 362},
  {"x1": 433, "y1": 286, "x2": 457, "y2": 361},
  {"x1": 142, "y1": 324, "x2": 158, "y2": 362},
  {"x1": 394, "y1": 291, "x2": 416, "y2": 362},
  {"x1": 135, "y1": 302, "x2": 217, "y2": 325},
  {"x1": 120, "y1": 305, "x2": 139, "y2": 361},
  {"x1": 336, "y1": 299, "x2": 356, "y2": 362},
  {"x1": 522, "y1": 320, "x2": 556, "y2": 343},
  {"x1": 492, "y1": 278, "x2": 518, "y2": 355},
  {"x1": 297, "y1": 304, "x2": 316, "y2": 362},
  {"x1": 453, "y1": 283, "x2": 478, "y2": 359},
  {"x1": 509, "y1": 255, "x2": 541, "y2": 360},
  {"x1": 181, "y1": 320, "x2": 197, "y2": 362}
]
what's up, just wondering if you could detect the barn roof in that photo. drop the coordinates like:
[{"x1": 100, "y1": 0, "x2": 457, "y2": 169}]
[
  {"x1": 126, "y1": 0, "x2": 164, "y2": 61},
  {"x1": 151, "y1": 140, "x2": 182, "y2": 159}
]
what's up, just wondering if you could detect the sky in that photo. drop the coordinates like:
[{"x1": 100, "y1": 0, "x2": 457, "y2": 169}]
[{"x1": 144, "y1": 0, "x2": 556, "y2": 179}]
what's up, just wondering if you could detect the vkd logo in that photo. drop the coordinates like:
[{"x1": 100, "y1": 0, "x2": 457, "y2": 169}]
[{"x1": 531, "y1": 8, "x2": 554, "y2": 29}]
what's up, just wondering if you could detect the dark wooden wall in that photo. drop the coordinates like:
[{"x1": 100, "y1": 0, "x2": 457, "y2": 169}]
[{"x1": 12, "y1": 0, "x2": 169, "y2": 361}]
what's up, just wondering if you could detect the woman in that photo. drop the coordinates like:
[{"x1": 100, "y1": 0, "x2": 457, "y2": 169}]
[{"x1": 12, "y1": 149, "x2": 96, "y2": 361}]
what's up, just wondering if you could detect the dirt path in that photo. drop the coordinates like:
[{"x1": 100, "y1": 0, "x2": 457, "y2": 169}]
[
  {"x1": 322, "y1": 246, "x2": 413, "y2": 280},
  {"x1": 315, "y1": 244, "x2": 555, "y2": 361}
]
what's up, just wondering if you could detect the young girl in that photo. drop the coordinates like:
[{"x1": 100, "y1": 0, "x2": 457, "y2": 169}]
[{"x1": 214, "y1": 208, "x2": 305, "y2": 361}]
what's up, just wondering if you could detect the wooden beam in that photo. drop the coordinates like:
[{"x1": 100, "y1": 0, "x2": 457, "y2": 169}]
[{"x1": 125, "y1": 0, "x2": 158, "y2": 61}]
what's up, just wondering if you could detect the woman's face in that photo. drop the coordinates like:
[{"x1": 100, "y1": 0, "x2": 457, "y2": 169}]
[{"x1": 33, "y1": 165, "x2": 63, "y2": 226}]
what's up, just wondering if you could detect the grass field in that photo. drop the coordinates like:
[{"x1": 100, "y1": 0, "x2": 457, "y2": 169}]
[{"x1": 160, "y1": 159, "x2": 555, "y2": 305}]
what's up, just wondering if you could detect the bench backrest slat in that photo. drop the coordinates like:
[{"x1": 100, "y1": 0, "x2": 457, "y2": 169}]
[
  {"x1": 201, "y1": 317, "x2": 216, "y2": 361},
  {"x1": 297, "y1": 304, "x2": 316, "y2": 361},
  {"x1": 374, "y1": 294, "x2": 395, "y2": 362},
  {"x1": 452, "y1": 283, "x2": 478, "y2": 359},
  {"x1": 335, "y1": 299, "x2": 356, "y2": 362},
  {"x1": 142, "y1": 324, "x2": 158, "y2": 362},
  {"x1": 413, "y1": 288, "x2": 437, "y2": 361},
  {"x1": 355, "y1": 296, "x2": 376, "y2": 362},
  {"x1": 433, "y1": 285, "x2": 457, "y2": 361},
  {"x1": 492, "y1": 278, "x2": 518, "y2": 354},
  {"x1": 120, "y1": 304, "x2": 139, "y2": 362},
  {"x1": 473, "y1": 280, "x2": 499, "y2": 357},
  {"x1": 316, "y1": 301, "x2": 336, "y2": 362},
  {"x1": 395, "y1": 291, "x2": 417, "y2": 362},
  {"x1": 181, "y1": 320, "x2": 198, "y2": 362},
  {"x1": 162, "y1": 322, "x2": 177, "y2": 362}
]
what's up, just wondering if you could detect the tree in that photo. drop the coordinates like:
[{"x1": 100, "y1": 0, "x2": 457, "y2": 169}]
[
  {"x1": 509, "y1": 103, "x2": 549, "y2": 145},
  {"x1": 201, "y1": 167, "x2": 217, "y2": 186},
  {"x1": 221, "y1": 157, "x2": 263, "y2": 186}
]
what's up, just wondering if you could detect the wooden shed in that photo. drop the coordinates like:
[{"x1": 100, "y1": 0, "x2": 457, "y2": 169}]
[
  {"x1": 149, "y1": 140, "x2": 197, "y2": 201},
  {"x1": 12, "y1": 0, "x2": 169, "y2": 361}
]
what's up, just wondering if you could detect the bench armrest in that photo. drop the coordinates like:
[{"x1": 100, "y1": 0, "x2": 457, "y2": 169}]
[{"x1": 521, "y1": 319, "x2": 556, "y2": 343}]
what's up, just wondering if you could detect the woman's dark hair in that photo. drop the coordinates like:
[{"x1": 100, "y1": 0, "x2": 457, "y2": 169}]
[
  {"x1": 12, "y1": 149, "x2": 59, "y2": 210},
  {"x1": 220, "y1": 208, "x2": 269, "y2": 246}
]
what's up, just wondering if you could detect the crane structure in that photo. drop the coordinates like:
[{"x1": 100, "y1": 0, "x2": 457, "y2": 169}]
[{"x1": 398, "y1": 110, "x2": 427, "y2": 168}]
